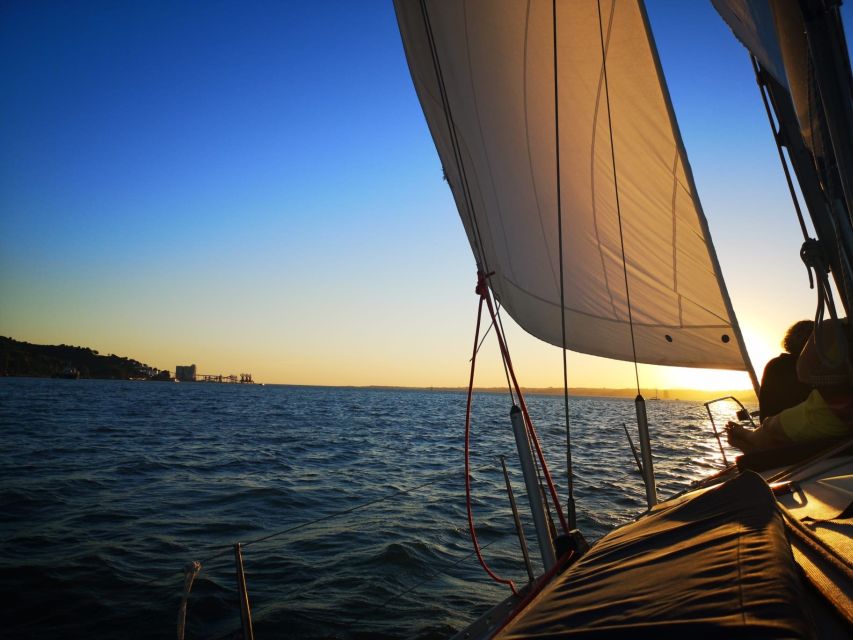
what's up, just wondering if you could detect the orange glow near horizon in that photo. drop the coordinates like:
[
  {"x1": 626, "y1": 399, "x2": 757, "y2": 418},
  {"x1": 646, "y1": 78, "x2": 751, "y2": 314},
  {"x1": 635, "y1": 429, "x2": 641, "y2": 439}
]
[{"x1": 1, "y1": 292, "x2": 791, "y2": 394}]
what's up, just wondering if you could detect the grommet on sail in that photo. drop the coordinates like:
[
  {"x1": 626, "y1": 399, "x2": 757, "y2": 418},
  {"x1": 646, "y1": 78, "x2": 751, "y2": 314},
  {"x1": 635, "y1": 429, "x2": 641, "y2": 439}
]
[{"x1": 395, "y1": 0, "x2": 755, "y2": 375}]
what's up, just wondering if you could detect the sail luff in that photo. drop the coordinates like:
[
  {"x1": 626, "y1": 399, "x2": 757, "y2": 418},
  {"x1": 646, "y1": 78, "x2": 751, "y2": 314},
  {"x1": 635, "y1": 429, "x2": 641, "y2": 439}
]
[
  {"x1": 414, "y1": 1, "x2": 488, "y2": 274},
  {"x1": 636, "y1": 0, "x2": 759, "y2": 393}
]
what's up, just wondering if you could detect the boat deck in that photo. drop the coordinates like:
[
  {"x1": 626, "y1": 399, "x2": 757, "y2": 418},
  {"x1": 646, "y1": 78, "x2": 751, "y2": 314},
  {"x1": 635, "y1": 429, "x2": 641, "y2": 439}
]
[{"x1": 457, "y1": 439, "x2": 853, "y2": 639}]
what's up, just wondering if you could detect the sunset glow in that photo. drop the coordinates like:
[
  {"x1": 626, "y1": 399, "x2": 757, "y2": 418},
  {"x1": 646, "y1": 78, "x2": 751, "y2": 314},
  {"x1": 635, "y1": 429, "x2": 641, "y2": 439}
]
[{"x1": 0, "y1": 1, "x2": 841, "y2": 392}]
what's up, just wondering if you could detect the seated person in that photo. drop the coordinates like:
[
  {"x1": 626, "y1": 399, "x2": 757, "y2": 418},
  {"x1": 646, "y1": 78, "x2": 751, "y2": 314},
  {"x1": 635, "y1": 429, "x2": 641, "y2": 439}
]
[
  {"x1": 728, "y1": 319, "x2": 853, "y2": 454},
  {"x1": 758, "y1": 319, "x2": 814, "y2": 420}
]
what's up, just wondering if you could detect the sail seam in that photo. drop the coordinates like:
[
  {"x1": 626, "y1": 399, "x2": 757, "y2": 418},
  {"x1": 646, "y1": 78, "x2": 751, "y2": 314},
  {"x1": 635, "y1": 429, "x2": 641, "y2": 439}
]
[
  {"x1": 503, "y1": 274, "x2": 730, "y2": 328},
  {"x1": 598, "y1": 0, "x2": 641, "y2": 393},
  {"x1": 636, "y1": 0, "x2": 758, "y2": 390},
  {"x1": 590, "y1": 0, "x2": 621, "y2": 321},
  {"x1": 524, "y1": 0, "x2": 560, "y2": 294},
  {"x1": 670, "y1": 149, "x2": 679, "y2": 295}
]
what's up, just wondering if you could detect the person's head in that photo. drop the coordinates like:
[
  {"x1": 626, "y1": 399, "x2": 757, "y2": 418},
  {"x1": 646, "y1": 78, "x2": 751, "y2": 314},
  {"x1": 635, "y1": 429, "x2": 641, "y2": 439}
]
[
  {"x1": 783, "y1": 320, "x2": 814, "y2": 355},
  {"x1": 796, "y1": 318, "x2": 850, "y2": 386}
]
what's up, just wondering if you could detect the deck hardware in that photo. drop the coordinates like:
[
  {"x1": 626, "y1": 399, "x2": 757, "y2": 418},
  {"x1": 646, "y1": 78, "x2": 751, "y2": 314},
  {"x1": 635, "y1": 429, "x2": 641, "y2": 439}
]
[{"x1": 703, "y1": 395, "x2": 757, "y2": 467}]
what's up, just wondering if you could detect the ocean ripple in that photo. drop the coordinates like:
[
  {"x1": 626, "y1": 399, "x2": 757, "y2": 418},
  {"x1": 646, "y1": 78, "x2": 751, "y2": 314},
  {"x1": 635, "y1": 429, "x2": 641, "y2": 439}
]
[{"x1": 0, "y1": 379, "x2": 748, "y2": 639}]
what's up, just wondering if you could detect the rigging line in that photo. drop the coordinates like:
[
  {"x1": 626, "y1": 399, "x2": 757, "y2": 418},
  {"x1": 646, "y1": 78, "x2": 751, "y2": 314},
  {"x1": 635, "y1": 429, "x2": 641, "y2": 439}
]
[
  {"x1": 473, "y1": 313, "x2": 497, "y2": 358},
  {"x1": 464, "y1": 292, "x2": 517, "y2": 594},
  {"x1": 420, "y1": 0, "x2": 491, "y2": 274},
  {"x1": 493, "y1": 299, "x2": 516, "y2": 404},
  {"x1": 596, "y1": 0, "x2": 640, "y2": 394},
  {"x1": 553, "y1": 0, "x2": 576, "y2": 530},
  {"x1": 752, "y1": 57, "x2": 811, "y2": 241},
  {"x1": 756, "y1": 56, "x2": 853, "y2": 328},
  {"x1": 753, "y1": 54, "x2": 850, "y2": 339},
  {"x1": 472, "y1": 299, "x2": 516, "y2": 405},
  {"x1": 480, "y1": 273, "x2": 570, "y2": 534}
]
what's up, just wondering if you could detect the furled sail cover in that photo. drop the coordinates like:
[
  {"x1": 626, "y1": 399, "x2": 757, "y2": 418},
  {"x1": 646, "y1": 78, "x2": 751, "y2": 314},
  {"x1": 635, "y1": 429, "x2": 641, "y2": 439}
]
[{"x1": 394, "y1": 0, "x2": 749, "y2": 369}]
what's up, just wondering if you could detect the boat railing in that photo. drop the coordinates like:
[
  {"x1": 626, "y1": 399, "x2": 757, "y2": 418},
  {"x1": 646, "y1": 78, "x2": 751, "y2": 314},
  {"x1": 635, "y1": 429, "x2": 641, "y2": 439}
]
[
  {"x1": 163, "y1": 458, "x2": 532, "y2": 640},
  {"x1": 702, "y1": 395, "x2": 757, "y2": 467}
]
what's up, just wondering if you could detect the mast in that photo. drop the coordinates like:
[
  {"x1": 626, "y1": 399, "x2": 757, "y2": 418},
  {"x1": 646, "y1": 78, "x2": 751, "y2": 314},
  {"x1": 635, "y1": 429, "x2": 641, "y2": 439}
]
[
  {"x1": 800, "y1": 0, "x2": 853, "y2": 237},
  {"x1": 718, "y1": 0, "x2": 853, "y2": 318}
]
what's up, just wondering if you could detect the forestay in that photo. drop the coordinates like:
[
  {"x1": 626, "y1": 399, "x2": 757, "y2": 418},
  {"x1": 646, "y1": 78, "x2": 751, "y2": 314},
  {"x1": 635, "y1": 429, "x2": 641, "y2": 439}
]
[{"x1": 395, "y1": 0, "x2": 751, "y2": 370}]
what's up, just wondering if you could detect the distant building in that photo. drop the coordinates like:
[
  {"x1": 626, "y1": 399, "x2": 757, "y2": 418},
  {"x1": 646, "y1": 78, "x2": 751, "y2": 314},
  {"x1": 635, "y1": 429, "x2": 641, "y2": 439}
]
[
  {"x1": 137, "y1": 366, "x2": 160, "y2": 378},
  {"x1": 175, "y1": 364, "x2": 197, "y2": 382}
]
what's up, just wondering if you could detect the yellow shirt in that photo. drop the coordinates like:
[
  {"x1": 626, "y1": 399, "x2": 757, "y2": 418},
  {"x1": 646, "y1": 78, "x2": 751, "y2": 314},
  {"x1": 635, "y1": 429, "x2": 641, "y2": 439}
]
[{"x1": 779, "y1": 389, "x2": 852, "y2": 441}]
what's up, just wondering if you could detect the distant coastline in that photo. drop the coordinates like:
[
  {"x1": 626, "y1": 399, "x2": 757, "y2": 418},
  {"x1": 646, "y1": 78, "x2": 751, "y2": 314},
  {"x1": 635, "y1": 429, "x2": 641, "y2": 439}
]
[
  {"x1": 0, "y1": 337, "x2": 169, "y2": 381},
  {"x1": 0, "y1": 337, "x2": 756, "y2": 402},
  {"x1": 0, "y1": 337, "x2": 257, "y2": 383},
  {"x1": 361, "y1": 385, "x2": 757, "y2": 403}
]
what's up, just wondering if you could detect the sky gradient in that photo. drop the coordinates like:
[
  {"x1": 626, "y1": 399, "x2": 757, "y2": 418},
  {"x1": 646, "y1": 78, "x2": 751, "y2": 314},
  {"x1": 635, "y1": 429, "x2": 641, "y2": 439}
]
[{"x1": 2, "y1": 1, "x2": 850, "y2": 390}]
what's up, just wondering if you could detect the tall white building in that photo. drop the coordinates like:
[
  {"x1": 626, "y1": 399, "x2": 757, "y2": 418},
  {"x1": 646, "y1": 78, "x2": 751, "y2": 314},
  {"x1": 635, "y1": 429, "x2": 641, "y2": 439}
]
[{"x1": 175, "y1": 364, "x2": 196, "y2": 382}]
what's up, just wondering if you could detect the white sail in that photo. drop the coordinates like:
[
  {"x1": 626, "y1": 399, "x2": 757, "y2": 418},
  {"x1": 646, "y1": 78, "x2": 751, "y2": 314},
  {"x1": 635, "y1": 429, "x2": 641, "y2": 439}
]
[{"x1": 395, "y1": 0, "x2": 751, "y2": 371}]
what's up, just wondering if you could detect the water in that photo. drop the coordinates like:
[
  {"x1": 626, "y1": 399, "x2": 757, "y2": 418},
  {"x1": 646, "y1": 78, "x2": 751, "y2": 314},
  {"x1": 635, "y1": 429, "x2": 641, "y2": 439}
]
[{"x1": 0, "y1": 378, "x2": 747, "y2": 639}]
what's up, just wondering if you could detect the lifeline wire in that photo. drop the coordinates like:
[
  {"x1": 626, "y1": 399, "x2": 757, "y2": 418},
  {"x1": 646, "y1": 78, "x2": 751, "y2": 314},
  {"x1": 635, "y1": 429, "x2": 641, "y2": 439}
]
[
  {"x1": 202, "y1": 462, "x2": 498, "y2": 564},
  {"x1": 553, "y1": 0, "x2": 577, "y2": 531},
  {"x1": 208, "y1": 536, "x2": 507, "y2": 640},
  {"x1": 123, "y1": 460, "x2": 503, "y2": 596},
  {"x1": 596, "y1": 0, "x2": 641, "y2": 395}
]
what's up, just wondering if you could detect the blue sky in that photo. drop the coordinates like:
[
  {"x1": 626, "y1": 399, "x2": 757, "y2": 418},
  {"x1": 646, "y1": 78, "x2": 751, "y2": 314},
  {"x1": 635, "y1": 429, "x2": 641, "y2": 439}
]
[{"x1": 2, "y1": 1, "x2": 850, "y2": 389}]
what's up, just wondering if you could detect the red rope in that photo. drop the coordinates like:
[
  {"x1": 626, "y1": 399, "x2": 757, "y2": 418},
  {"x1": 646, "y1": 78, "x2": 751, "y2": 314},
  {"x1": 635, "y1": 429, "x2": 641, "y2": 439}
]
[
  {"x1": 465, "y1": 293, "x2": 518, "y2": 596},
  {"x1": 478, "y1": 272, "x2": 570, "y2": 535}
]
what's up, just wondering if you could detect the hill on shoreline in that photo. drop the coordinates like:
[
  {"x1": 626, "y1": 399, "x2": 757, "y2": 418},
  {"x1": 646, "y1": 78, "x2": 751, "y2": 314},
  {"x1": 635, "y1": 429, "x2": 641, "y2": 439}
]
[
  {"x1": 0, "y1": 337, "x2": 757, "y2": 403},
  {"x1": 0, "y1": 337, "x2": 166, "y2": 380}
]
